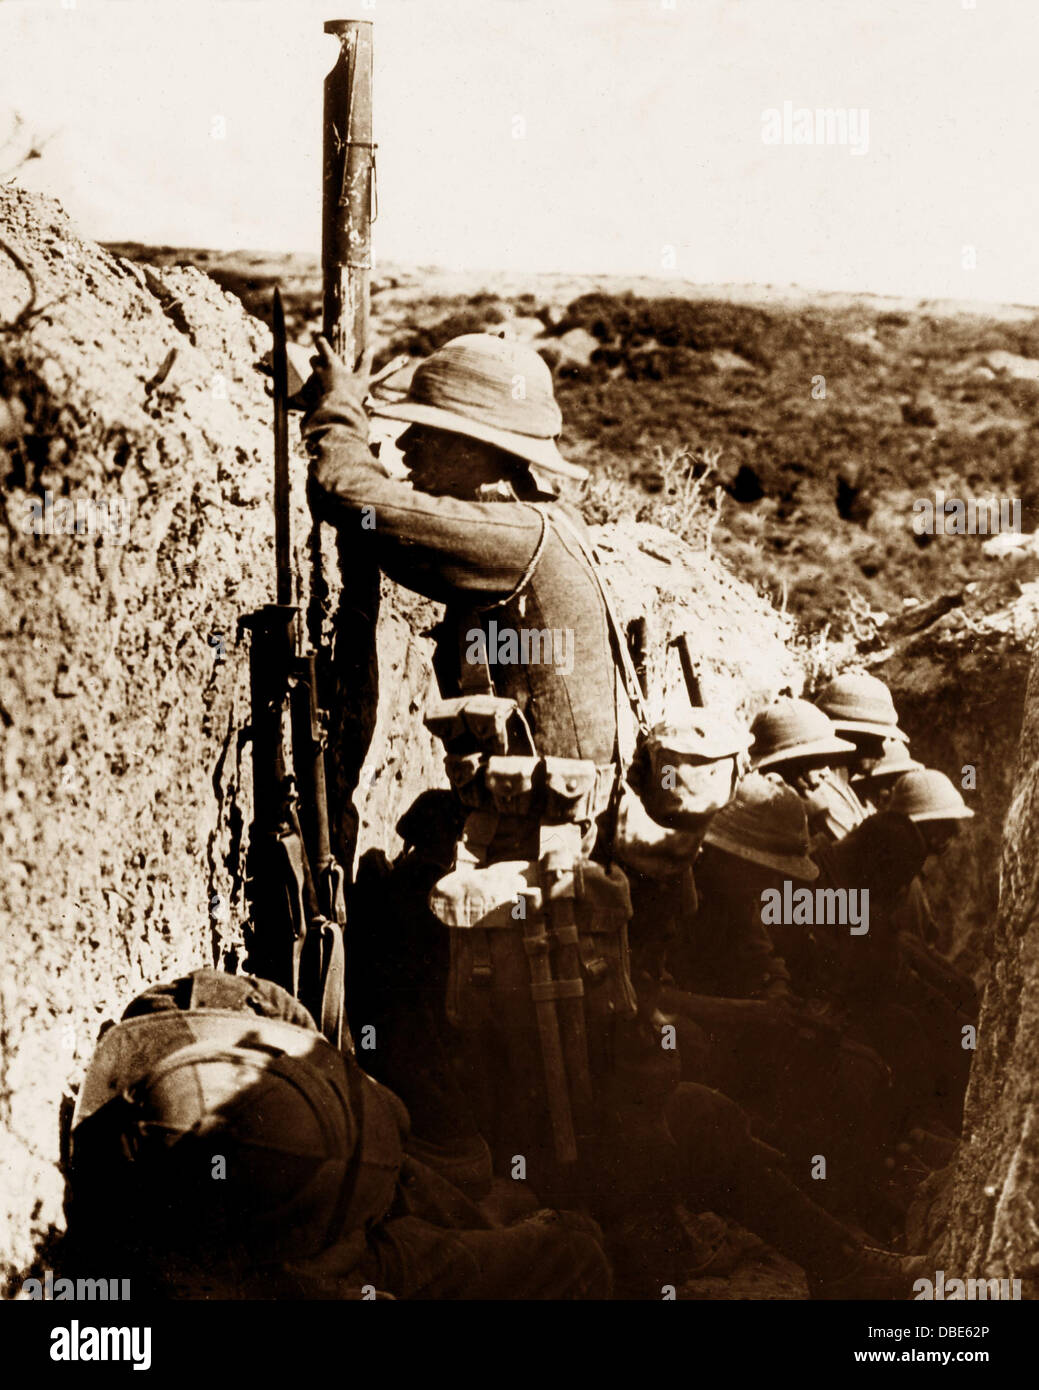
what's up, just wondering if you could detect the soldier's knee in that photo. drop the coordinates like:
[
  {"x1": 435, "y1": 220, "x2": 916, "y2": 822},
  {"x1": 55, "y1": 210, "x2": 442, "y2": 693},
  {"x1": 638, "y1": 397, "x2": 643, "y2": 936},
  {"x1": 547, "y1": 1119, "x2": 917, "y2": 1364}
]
[
  {"x1": 665, "y1": 1082, "x2": 752, "y2": 1164},
  {"x1": 839, "y1": 1039, "x2": 890, "y2": 1100},
  {"x1": 564, "y1": 1229, "x2": 613, "y2": 1300}
]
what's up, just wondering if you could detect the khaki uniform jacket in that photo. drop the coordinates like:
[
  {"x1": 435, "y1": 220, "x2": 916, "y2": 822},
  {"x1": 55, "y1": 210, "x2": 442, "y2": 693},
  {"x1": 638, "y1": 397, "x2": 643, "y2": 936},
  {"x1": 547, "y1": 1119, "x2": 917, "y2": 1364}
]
[{"x1": 304, "y1": 383, "x2": 618, "y2": 766}]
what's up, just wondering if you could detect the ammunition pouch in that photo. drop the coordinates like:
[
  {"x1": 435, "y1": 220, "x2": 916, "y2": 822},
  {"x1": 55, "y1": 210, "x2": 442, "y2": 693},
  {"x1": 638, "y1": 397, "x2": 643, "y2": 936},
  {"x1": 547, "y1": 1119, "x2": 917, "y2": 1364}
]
[
  {"x1": 425, "y1": 694, "x2": 534, "y2": 759},
  {"x1": 429, "y1": 847, "x2": 636, "y2": 1034},
  {"x1": 428, "y1": 697, "x2": 615, "y2": 830}
]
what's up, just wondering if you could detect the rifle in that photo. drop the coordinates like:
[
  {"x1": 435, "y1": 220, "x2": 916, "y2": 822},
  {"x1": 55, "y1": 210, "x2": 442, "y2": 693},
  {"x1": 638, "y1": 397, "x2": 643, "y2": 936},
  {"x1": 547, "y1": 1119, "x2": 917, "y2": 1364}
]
[
  {"x1": 238, "y1": 17, "x2": 376, "y2": 1042},
  {"x1": 322, "y1": 18, "x2": 374, "y2": 367},
  {"x1": 654, "y1": 986, "x2": 842, "y2": 1049},
  {"x1": 240, "y1": 288, "x2": 348, "y2": 1046}
]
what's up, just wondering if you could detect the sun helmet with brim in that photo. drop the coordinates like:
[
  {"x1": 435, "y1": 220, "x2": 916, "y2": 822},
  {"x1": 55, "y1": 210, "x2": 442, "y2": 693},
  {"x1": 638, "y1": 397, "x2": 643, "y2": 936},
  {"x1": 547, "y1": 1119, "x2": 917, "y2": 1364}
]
[
  {"x1": 702, "y1": 770, "x2": 819, "y2": 881},
  {"x1": 815, "y1": 673, "x2": 909, "y2": 743},
  {"x1": 750, "y1": 697, "x2": 857, "y2": 771},
  {"x1": 68, "y1": 1010, "x2": 400, "y2": 1263},
  {"x1": 71, "y1": 1009, "x2": 351, "y2": 1130},
  {"x1": 886, "y1": 769, "x2": 974, "y2": 822},
  {"x1": 370, "y1": 333, "x2": 588, "y2": 484},
  {"x1": 856, "y1": 739, "x2": 923, "y2": 784}
]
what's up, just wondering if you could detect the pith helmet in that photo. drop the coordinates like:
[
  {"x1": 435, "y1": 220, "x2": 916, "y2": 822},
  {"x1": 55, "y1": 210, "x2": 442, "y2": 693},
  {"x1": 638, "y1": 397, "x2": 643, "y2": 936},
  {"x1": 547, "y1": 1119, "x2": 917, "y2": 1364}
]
[
  {"x1": 815, "y1": 673, "x2": 909, "y2": 743},
  {"x1": 750, "y1": 697, "x2": 856, "y2": 770},
  {"x1": 703, "y1": 771, "x2": 819, "y2": 880},
  {"x1": 886, "y1": 769, "x2": 974, "y2": 822},
  {"x1": 69, "y1": 1007, "x2": 379, "y2": 1262},
  {"x1": 370, "y1": 333, "x2": 588, "y2": 482},
  {"x1": 858, "y1": 738, "x2": 923, "y2": 783}
]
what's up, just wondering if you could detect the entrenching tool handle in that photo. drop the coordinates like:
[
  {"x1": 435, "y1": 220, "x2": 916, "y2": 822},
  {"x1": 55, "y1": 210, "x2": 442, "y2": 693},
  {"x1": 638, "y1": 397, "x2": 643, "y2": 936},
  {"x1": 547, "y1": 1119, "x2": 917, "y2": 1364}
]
[
  {"x1": 672, "y1": 632, "x2": 704, "y2": 708},
  {"x1": 322, "y1": 19, "x2": 373, "y2": 368},
  {"x1": 540, "y1": 858, "x2": 593, "y2": 1117},
  {"x1": 521, "y1": 902, "x2": 579, "y2": 1166}
]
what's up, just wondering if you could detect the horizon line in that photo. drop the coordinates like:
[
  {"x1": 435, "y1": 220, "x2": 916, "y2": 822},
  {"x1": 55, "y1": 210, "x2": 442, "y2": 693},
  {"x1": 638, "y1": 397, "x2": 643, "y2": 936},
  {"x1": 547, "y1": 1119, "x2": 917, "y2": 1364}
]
[{"x1": 94, "y1": 240, "x2": 1039, "y2": 317}]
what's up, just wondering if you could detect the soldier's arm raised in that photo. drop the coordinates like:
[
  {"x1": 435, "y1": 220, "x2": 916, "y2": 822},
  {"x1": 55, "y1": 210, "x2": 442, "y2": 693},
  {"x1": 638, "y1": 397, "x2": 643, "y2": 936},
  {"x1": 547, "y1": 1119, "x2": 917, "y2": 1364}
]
[{"x1": 302, "y1": 339, "x2": 544, "y2": 604}]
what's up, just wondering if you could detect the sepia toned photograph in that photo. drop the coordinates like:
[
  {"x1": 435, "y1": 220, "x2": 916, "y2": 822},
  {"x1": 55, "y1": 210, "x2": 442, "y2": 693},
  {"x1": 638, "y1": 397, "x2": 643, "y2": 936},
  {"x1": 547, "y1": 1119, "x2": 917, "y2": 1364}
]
[{"x1": 1, "y1": 0, "x2": 1036, "y2": 1358}]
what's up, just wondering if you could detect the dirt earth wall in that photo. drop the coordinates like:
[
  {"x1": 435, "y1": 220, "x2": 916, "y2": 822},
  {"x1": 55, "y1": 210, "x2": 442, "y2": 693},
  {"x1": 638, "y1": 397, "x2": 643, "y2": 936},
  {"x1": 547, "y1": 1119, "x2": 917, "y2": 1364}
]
[
  {"x1": 876, "y1": 581, "x2": 1039, "y2": 978},
  {"x1": 942, "y1": 635, "x2": 1039, "y2": 1288}
]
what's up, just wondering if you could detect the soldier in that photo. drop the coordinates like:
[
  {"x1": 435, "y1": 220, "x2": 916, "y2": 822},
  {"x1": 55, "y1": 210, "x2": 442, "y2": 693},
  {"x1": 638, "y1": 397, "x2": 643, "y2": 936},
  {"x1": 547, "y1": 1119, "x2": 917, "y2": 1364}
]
[
  {"x1": 668, "y1": 770, "x2": 802, "y2": 1007},
  {"x1": 849, "y1": 746, "x2": 976, "y2": 1068},
  {"x1": 809, "y1": 772, "x2": 977, "y2": 1148},
  {"x1": 662, "y1": 772, "x2": 898, "y2": 1233},
  {"x1": 851, "y1": 738, "x2": 923, "y2": 813},
  {"x1": 304, "y1": 335, "x2": 925, "y2": 1297},
  {"x1": 888, "y1": 765, "x2": 978, "y2": 995},
  {"x1": 748, "y1": 696, "x2": 865, "y2": 842},
  {"x1": 304, "y1": 330, "x2": 617, "y2": 1190},
  {"x1": 887, "y1": 768, "x2": 974, "y2": 855},
  {"x1": 810, "y1": 673, "x2": 911, "y2": 838},
  {"x1": 63, "y1": 969, "x2": 611, "y2": 1300},
  {"x1": 885, "y1": 769, "x2": 979, "y2": 1133}
]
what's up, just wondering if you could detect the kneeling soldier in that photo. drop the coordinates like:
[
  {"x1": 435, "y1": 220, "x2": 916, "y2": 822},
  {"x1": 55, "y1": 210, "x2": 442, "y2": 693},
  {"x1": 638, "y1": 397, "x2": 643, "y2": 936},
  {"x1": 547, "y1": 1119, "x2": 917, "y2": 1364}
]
[{"x1": 63, "y1": 969, "x2": 611, "y2": 1300}]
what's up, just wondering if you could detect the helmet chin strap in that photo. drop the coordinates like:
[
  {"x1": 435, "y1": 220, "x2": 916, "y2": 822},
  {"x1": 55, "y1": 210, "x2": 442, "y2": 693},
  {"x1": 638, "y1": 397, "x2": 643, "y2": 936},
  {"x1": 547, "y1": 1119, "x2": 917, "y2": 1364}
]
[
  {"x1": 472, "y1": 463, "x2": 556, "y2": 502},
  {"x1": 474, "y1": 478, "x2": 517, "y2": 502}
]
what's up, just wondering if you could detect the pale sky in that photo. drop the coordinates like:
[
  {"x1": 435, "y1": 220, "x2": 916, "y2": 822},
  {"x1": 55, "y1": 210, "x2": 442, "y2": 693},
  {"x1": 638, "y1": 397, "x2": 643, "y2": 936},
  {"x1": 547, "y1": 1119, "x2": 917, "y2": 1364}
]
[{"x1": 2, "y1": 0, "x2": 1038, "y2": 304}]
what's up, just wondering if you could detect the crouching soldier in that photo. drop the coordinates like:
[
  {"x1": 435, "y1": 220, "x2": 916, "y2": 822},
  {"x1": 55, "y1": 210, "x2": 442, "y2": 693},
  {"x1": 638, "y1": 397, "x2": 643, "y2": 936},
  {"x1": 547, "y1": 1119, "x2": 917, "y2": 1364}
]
[
  {"x1": 809, "y1": 674, "x2": 912, "y2": 840},
  {"x1": 63, "y1": 969, "x2": 611, "y2": 1300},
  {"x1": 747, "y1": 696, "x2": 864, "y2": 844},
  {"x1": 794, "y1": 773, "x2": 976, "y2": 1178},
  {"x1": 883, "y1": 769, "x2": 978, "y2": 1133},
  {"x1": 659, "y1": 772, "x2": 898, "y2": 1235}
]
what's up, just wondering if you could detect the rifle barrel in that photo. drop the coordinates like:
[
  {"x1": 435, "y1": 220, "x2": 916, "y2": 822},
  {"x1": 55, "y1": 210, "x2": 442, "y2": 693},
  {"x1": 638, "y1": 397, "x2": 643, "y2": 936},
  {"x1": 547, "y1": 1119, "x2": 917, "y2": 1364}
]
[
  {"x1": 322, "y1": 19, "x2": 373, "y2": 367},
  {"x1": 272, "y1": 288, "x2": 292, "y2": 608}
]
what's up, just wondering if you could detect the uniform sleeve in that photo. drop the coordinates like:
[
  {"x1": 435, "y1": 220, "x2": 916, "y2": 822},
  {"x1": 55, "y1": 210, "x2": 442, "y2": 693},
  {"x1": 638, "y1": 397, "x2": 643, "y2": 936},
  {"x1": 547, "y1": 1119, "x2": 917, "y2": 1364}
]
[
  {"x1": 733, "y1": 907, "x2": 794, "y2": 1002},
  {"x1": 302, "y1": 385, "x2": 545, "y2": 605}
]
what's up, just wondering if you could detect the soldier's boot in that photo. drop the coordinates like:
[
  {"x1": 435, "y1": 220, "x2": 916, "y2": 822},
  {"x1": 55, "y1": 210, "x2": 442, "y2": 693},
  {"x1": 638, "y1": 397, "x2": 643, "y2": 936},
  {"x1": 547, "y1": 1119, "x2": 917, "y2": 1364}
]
[
  {"x1": 450, "y1": 1211, "x2": 613, "y2": 1300},
  {"x1": 664, "y1": 1083, "x2": 923, "y2": 1299},
  {"x1": 908, "y1": 1126, "x2": 958, "y2": 1169},
  {"x1": 808, "y1": 1245, "x2": 932, "y2": 1301}
]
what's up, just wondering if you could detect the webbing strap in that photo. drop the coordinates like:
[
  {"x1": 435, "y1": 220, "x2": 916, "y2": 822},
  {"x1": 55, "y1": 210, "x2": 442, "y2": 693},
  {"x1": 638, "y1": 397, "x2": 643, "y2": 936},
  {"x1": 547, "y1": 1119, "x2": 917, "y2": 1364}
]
[
  {"x1": 476, "y1": 505, "x2": 550, "y2": 615},
  {"x1": 457, "y1": 613, "x2": 493, "y2": 696},
  {"x1": 456, "y1": 505, "x2": 550, "y2": 697},
  {"x1": 531, "y1": 978, "x2": 585, "y2": 1001},
  {"x1": 534, "y1": 505, "x2": 652, "y2": 748}
]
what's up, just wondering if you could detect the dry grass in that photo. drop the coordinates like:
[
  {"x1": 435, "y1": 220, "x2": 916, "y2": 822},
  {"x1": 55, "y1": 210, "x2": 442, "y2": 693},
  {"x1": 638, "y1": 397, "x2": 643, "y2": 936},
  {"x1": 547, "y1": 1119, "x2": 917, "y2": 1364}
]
[{"x1": 579, "y1": 444, "x2": 724, "y2": 553}]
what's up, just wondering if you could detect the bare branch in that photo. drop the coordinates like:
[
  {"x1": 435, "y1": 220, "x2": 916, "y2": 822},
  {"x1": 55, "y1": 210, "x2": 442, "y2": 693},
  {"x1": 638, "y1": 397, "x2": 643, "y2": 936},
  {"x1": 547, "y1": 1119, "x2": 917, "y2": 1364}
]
[
  {"x1": 0, "y1": 237, "x2": 37, "y2": 333},
  {"x1": 0, "y1": 109, "x2": 58, "y2": 177}
]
